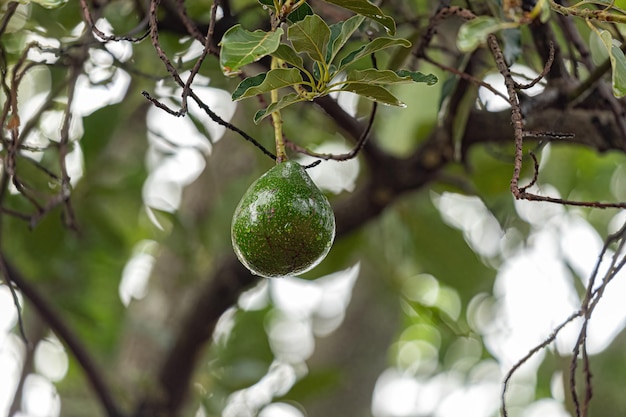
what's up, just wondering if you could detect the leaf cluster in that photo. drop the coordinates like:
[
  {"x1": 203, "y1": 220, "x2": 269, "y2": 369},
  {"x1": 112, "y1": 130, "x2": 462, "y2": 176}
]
[{"x1": 219, "y1": 0, "x2": 437, "y2": 123}]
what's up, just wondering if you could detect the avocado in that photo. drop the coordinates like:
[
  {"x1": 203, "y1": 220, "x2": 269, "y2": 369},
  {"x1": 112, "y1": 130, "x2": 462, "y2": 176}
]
[{"x1": 231, "y1": 161, "x2": 336, "y2": 278}]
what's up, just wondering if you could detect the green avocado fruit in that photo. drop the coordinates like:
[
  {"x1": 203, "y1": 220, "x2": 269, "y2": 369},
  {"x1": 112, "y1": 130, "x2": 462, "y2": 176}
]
[{"x1": 231, "y1": 161, "x2": 336, "y2": 278}]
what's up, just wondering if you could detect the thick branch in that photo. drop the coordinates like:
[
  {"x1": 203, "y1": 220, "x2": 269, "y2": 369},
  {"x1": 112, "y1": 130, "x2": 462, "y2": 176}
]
[{"x1": 465, "y1": 106, "x2": 623, "y2": 152}]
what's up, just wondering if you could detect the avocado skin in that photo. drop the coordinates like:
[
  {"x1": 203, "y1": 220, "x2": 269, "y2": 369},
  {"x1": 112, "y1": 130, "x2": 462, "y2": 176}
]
[{"x1": 231, "y1": 161, "x2": 336, "y2": 278}]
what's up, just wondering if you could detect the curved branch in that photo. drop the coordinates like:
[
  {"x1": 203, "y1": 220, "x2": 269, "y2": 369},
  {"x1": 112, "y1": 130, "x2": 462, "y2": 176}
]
[
  {"x1": 285, "y1": 101, "x2": 378, "y2": 162},
  {"x1": 0, "y1": 2, "x2": 18, "y2": 37}
]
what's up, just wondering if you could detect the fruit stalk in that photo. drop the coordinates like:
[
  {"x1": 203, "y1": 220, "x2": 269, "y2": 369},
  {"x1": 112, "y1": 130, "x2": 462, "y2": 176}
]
[{"x1": 270, "y1": 56, "x2": 287, "y2": 163}]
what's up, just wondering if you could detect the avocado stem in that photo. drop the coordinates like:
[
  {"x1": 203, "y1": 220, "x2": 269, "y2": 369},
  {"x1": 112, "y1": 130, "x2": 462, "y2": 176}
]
[{"x1": 271, "y1": 56, "x2": 287, "y2": 163}]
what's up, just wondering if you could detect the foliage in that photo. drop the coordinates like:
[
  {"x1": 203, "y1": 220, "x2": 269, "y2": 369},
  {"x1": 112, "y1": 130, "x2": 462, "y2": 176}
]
[{"x1": 221, "y1": 11, "x2": 436, "y2": 121}]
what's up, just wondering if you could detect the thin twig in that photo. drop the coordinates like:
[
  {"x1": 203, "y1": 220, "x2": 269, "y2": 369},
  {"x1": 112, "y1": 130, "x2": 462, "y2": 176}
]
[
  {"x1": 0, "y1": 278, "x2": 28, "y2": 345},
  {"x1": 174, "y1": 0, "x2": 210, "y2": 45},
  {"x1": 487, "y1": 34, "x2": 525, "y2": 199},
  {"x1": 303, "y1": 160, "x2": 322, "y2": 169},
  {"x1": 557, "y1": 14, "x2": 593, "y2": 74},
  {"x1": 413, "y1": 6, "x2": 476, "y2": 59},
  {"x1": 285, "y1": 101, "x2": 378, "y2": 161},
  {"x1": 180, "y1": 0, "x2": 220, "y2": 115},
  {"x1": 148, "y1": 0, "x2": 185, "y2": 87},
  {"x1": 518, "y1": 151, "x2": 539, "y2": 192},
  {"x1": 582, "y1": 225, "x2": 626, "y2": 414},
  {"x1": 57, "y1": 64, "x2": 80, "y2": 231},
  {"x1": 423, "y1": 54, "x2": 510, "y2": 102},
  {"x1": 143, "y1": 0, "x2": 275, "y2": 160},
  {"x1": 79, "y1": 0, "x2": 150, "y2": 42},
  {"x1": 570, "y1": 223, "x2": 626, "y2": 416},
  {"x1": 515, "y1": 194, "x2": 626, "y2": 209},
  {"x1": 285, "y1": 53, "x2": 380, "y2": 162},
  {"x1": 1, "y1": 208, "x2": 31, "y2": 221},
  {"x1": 514, "y1": 42, "x2": 555, "y2": 90},
  {"x1": 489, "y1": 33, "x2": 626, "y2": 209},
  {"x1": 142, "y1": 91, "x2": 277, "y2": 160},
  {"x1": 502, "y1": 221, "x2": 626, "y2": 417},
  {"x1": 582, "y1": 341, "x2": 592, "y2": 416},
  {"x1": 8, "y1": 316, "x2": 45, "y2": 416},
  {"x1": 523, "y1": 130, "x2": 575, "y2": 139},
  {"x1": 501, "y1": 310, "x2": 583, "y2": 417},
  {"x1": 0, "y1": 2, "x2": 18, "y2": 38}
]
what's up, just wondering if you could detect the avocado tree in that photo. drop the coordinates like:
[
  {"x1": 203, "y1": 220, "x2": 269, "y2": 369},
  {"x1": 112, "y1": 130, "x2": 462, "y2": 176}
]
[{"x1": 2, "y1": 0, "x2": 626, "y2": 417}]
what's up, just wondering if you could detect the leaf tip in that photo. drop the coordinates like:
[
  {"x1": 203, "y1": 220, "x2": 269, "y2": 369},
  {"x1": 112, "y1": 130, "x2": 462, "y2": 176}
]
[
  {"x1": 253, "y1": 109, "x2": 267, "y2": 124},
  {"x1": 222, "y1": 67, "x2": 242, "y2": 77}
]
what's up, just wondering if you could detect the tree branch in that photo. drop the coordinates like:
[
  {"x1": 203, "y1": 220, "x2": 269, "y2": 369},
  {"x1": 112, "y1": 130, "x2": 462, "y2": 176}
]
[{"x1": 4, "y1": 257, "x2": 125, "y2": 417}]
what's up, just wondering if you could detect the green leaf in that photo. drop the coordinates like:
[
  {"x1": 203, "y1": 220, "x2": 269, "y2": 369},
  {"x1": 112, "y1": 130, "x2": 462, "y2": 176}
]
[
  {"x1": 327, "y1": 15, "x2": 366, "y2": 63},
  {"x1": 590, "y1": 30, "x2": 609, "y2": 66},
  {"x1": 288, "y1": 14, "x2": 331, "y2": 63},
  {"x1": 595, "y1": 30, "x2": 626, "y2": 98},
  {"x1": 344, "y1": 69, "x2": 437, "y2": 86},
  {"x1": 253, "y1": 93, "x2": 307, "y2": 123},
  {"x1": 271, "y1": 44, "x2": 305, "y2": 70},
  {"x1": 336, "y1": 83, "x2": 404, "y2": 106},
  {"x1": 344, "y1": 69, "x2": 416, "y2": 85},
  {"x1": 288, "y1": 2, "x2": 314, "y2": 22},
  {"x1": 314, "y1": 62, "x2": 336, "y2": 82},
  {"x1": 322, "y1": 0, "x2": 396, "y2": 35},
  {"x1": 232, "y1": 68, "x2": 305, "y2": 100},
  {"x1": 338, "y1": 37, "x2": 411, "y2": 70},
  {"x1": 313, "y1": 61, "x2": 323, "y2": 81},
  {"x1": 539, "y1": 0, "x2": 552, "y2": 23},
  {"x1": 28, "y1": 0, "x2": 68, "y2": 8},
  {"x1": 396, "y1": 70, "x2": 438, "y2": 85},
  {"x1": 457, "y1": 16, "x2": 505, "y2": 52},
  {"x1": 231, "y1": 73, "x2": 266, "y2": 100},
  {"x1": 219, "y1": 25, "x2": 283, "y2": 76}
]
